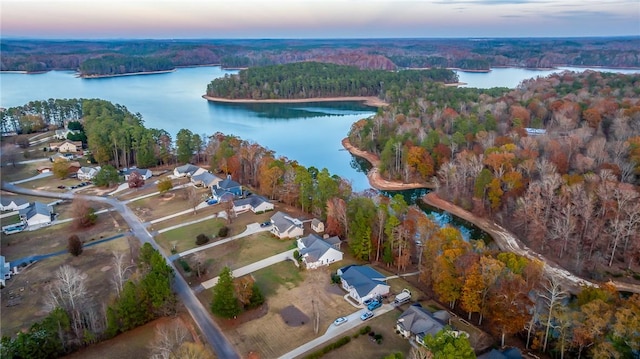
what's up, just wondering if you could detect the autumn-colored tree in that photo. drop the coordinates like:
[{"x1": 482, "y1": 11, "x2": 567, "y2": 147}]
[
  {"x1": 406, "y1": 145, "x2": 434, "y2": 181},
  {"x1": 510, "y1": 105, "x2": 531, "y2": 128},
  {"x1": 487, "y1": 178, "x2": 503, "y2": 210},
  {"x1": 52, "y1": 160, "x2": 70, "y2": 179},
  {"x1": 127, "y1": 171, "x2": 145, "y2": 188},
  {"x1": 157, "y1": 178, "x2": 173, "y2": 195},
  {"x1": 487, "y1": 274, "x2": 532, "y2": 347},
  {"x1": 71, "y1": 198, "x2": 97, "y2": 229},
  {"x1": 460, "y1": 255, "x2": 505, "y2": 325},
  {"x1": 67, "y1": 234, "x2": 83, "y2": 256}
]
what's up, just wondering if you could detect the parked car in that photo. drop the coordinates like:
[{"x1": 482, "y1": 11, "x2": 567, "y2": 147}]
[
  {"x1": 363, "y1": 298, "x2": 374, "y2": 306},
  {"x1": 333, "y1": 316, "x2": 348, "y2": 326},
  {"x1": 57, "y1": 185, "x2": 66, "y2": 189},
  {"x1": 207, "y1": 199, "x2": 218, "y2": 205},
  {"x1": 360, "y1": 311, "x2": 374, "y2": 321},
  {"x1": 260, "y1": 221, "x2": 271, "y2": 227},
  {"x1": 367, "y1": 300, "x2": 382, "y2": 311}
]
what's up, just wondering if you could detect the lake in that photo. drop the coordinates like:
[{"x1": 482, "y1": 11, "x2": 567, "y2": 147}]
[{"x1": 2, "y1": 65, "x2": 639, "y2": 191}]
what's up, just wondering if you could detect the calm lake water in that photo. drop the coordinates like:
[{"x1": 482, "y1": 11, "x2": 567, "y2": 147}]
[{"x1": 2, "y1": 66, "x2": 639, "y2": 191}]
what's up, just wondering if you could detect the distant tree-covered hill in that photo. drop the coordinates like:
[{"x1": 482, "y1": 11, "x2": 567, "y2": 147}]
[
  {"x1": 206, "y1": 62, "x2": 458, "y2": 100},
  {"x1": 1, "y1": 37, "x2": 638, "y2": 75}
]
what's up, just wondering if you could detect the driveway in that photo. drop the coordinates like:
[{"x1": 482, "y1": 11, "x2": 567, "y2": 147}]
[{"x1": 278, "y1": 303, "x2": 395, "y2": 359}]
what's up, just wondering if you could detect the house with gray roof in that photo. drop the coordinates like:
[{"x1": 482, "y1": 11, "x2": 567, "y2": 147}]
[
  {"x1": 123, "y1": 168, "x2": 152, "y2": 181},
  {"x1": 478, "y1": 348, "x2": 523, "y2": 359},
  {"x1": 191, "y1": 171, "x2": 221, "y2": 188},
  {"x1": 217, "y1": 176, "x2": 242, "y2": 196},
  {"x1": 296, "y1": 234, "x2": 343, "y2": 269},
  {"x1": 337, "y1": 265, "x2": 390, "y2": 304},
  {"x1": 269, "y1": 211, "x2": 304, "y2": 239},
  {"x1": 1, "y1": 197, "x2": 30, "y2": 211},
  {"x1": 77, "y1": 166, "x2": 101, "y2": 180},
  {"x1": 396, "y1": 304, "x2": 451, "y2": 345},
  {"x1": 19, "y1": 202, "x2": 53, "y2": 227},
  {"x1": 173, "y1": 163, "x2": 201, "y2": 177},
  {"x1": 233, "y1": 195, "x2": 274, "y2": 214}
]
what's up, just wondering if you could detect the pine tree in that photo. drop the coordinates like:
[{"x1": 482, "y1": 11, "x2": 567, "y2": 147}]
[{"x1": 211, "y1": 267, "x2": 241, "y2": 318}]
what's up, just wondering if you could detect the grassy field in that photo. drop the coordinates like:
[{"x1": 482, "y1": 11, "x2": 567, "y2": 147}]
[
  {"x1": 179, "y1": 232, "x2": 295, "y2": 282},
  {"x1": 126, "y1": 187, "x2": 208, "y2": 222},
  {"x1": 1, "y1": 210, "x2": 129, "y2": 262},
  {"x1": 154, "y1": 217, "x2": 226, "y2": 255},
  {"x1": 1, "y1": 236, "x2": 133, "y2": 337}
]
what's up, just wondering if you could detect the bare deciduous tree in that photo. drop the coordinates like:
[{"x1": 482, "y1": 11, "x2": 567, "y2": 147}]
[
  {"x1": 540, "y1": 276, "x2": 568, "y2": 353},
  {"x1": 186, "y1": 185, "x2": 201, "y2": 215},
  {"x1": 150, "y1": 321, "x2": 190, "y2": 359},
  {"x1": 46, "y1": 265, "x2": 87, "y2": 313},
  {"x1": 111, "y1": 251, "x2": 134, "y2": 297}
]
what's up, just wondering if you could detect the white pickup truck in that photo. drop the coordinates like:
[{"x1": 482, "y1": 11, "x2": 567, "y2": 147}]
[{"x1": 393, "y1": 289, "x2": 412, "y2": 305}]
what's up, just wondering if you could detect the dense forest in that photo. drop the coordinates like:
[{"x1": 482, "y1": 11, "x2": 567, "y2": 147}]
[
  {"x1": 200, "y1": 131, "x2": 639, "y2": 359},
  {"x1": 347, "y1": 71, "x2": 640, "y2": 278},
  {"x1": 2, "y1": 37, "x2": 638, "y2": 75},
  {"x1": 206, "y1": 62, "x2": 458, "y2": 99}
]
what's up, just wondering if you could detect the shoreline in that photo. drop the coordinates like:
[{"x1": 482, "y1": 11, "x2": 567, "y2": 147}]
[
  {"x1": 77, "y1": 68, "x2": 177, "y2": 79},
  {"x1": 203, "y1": 95, "x2": 389, "y2": 108},
  {"x1": 422, "y1": 192, "x2": 640, "y2": 295},
  {"x1": 341, "y1": 138, "x2": 433, "y2": 191}
]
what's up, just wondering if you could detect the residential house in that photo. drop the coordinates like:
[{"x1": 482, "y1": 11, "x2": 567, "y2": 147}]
[
  {"x1": 49, "y1": 152, "x2": 70, "y2": 162},
  {"x1": 311, "y1": 218, "x2": 324, "y2": 233},
  {"x1": 173, "y1": 163, "x2": 202, "y2": 177},
  {"x1": 0, "y1": 197, "x2": 30, "y2": 211},
  {"x1": 49, "y1": 140, "x2": 82, "y2": 153},
  {"x1": 37, "y1": 164, "x2": 53, "y2": 173},
  {"x1": 77, "y1": 166, "x2": 101, "y2": 180},
  {"x1": 337, "y1": 265, "x2": 390, "y2": 304},
  {"x1": 233, "y1": 195, "x2": 274, "y2": 214},
  {"x1": 68, "y1": 161, "x2": 82, "y2": 175},
  {"x1": 210, "y1": 175, "x2": 243, "y2": 202},
  {"x1": 269, "y1": 211, "x2": 304, "y2": 239},
  {"x1": 123, "y1": 168, "x2": 153, "y2": 181},
  {"x1": 296, "y1": 234, "x2": 342, "y2": 269},
  {"x1": 54, "y1": 128, "x2": 80, "y2": 140},
  {"x1": 396, "y1": 304, "x2": 449, "y2": 345},
  {"x1": 191, "y1": 171, "x2": 221, "y2": 188},
  {"x1": 19, "y1": 202, "x2": 53, "y2": 227},
  {"x1": 1, "y1": 256, "x2": 12, "y2": 287}
]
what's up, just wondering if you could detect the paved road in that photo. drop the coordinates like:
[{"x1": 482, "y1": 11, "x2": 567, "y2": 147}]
[
  {"x1": 10, "y1": 171, "x2": 52, "y2": 184},
  {"x1": 1, "y1": 182, "x2": 241, "y2": 359},
  {"x1": 279, "y1": 304, "x2": 396, "y2": 359},
  {"x1": 199, "y1": 248, "x2": 297, "y2": 290}
]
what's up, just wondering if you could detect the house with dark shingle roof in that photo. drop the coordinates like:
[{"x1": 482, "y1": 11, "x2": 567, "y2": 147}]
[
  {"x1": 478, "y1": 348, "x2": 523, "y2": 359},
  {"x1": 211, "y1": 175, "x2": 243, "y2": 201},
  {"x1": 123, "y1": 168, "x2": 152, "y2": 180},
  {"x1": 269, "y1": 211, "x2": 304, "y2": 239},
  {"x1": 233, "y1": 195, "x2": 274, "y2": 214},
  {"x1": 396, "y1": 304, "x2": 451, "y2": 345},
  {"x1": 337, "y1": 265, "x2": 390, "y2": 304},
  {"x1": 19, "y1": 202, "x2": 53, "y2": 227},
  {"x1": 296, "y1": 234, "x2": 343, "y2": 269},
  {"x1": 311, "y1": 218, "x2": 324, "y2": 233}
]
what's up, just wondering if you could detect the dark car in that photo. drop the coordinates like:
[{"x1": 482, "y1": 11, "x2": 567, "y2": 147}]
[
  {"x1": 57, "y1": 185, "x2": 66, "y2": 189},
  {"x1": 260, "y1": 221, "x2": 271, "y2": 228}
]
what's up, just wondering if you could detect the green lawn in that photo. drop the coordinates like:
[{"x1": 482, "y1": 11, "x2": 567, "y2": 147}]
[
  {"x1": 154, "y1": 217, "x2": 226, "y2": 254},
  {"x1": 252, "y1": 260, "x2": 304, "y2": 296}
]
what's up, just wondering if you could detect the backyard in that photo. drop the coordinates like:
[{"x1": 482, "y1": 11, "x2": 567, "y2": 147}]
[
  {"x1": 1, "y1": 210, "x2": 129, "y2": 262},
  {"x1": 0, "y1": 236, "x2": 133, "y2": 337}
]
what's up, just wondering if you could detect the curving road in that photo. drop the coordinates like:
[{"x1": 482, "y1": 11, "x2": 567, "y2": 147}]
[{"x1": 1, "y1": 182, "x2": 241, "y2": 359}]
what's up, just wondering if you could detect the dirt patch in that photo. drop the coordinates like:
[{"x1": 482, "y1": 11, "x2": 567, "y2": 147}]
[
  {"x1": 280, "y1": 305, "x2": 311, "y2": 327},
  {"x1": 100, "y1": 265, "x2": 111, "y2": 272}
]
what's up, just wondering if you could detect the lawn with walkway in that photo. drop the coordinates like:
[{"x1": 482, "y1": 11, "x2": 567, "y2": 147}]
[{"x1": 154, "y1": 217, "x2": 227, "y2": 254}]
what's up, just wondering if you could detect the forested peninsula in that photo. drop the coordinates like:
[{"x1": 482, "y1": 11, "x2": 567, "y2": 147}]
[
  {"x1": 2, "y1": 37, "x2": 639, "y2": 76},
  {"x1": 205, "y1": 62, "x2": 458, "y2": 100}
]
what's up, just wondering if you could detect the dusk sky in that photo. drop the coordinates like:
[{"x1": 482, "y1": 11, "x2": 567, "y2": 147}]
[{"x1": 2, "y1": 0, "x2": 639, "y2": 39}]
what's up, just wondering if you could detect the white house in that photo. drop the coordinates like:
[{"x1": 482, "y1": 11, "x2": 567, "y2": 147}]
[
  {"x1": 123, "y1": 168, "x2": 152, "y2": 181},
  {"x1": 54, "y1": 128, "x2": 80, "y2": 140},
  {"x1": 1, "y1": 256, "x2": 12, "y2": 287},
  {"x1": 337, "y1": 265, "x2": 390, "y2": 305},
  {"x1": 269, "y1": 211, "x2": 304, "y2": 239},
  {"x1": 77, "y1": 166, "x2": 101, "y2": 180},
  {"x1": 1, "y1": 197, "x2": 30, "y2": 211},
  {"x1": 296, "y1": 234, "x2": 342, "y2": 269},
  {"x1": 396, "y1": 304, "x2": 450, "y2": 345},
  {"x1": 233, "y1": 195, "x2": 274, "y2": 214},
  {"x1": 19, "y1": 202, "x2": 53, "y2": 227},
  {"x1": 173, "y1": 163, "x2": 202, "y2": 178},
  {"x1": 311, "y1": 218, "x2": 325, "y2": 233}
]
